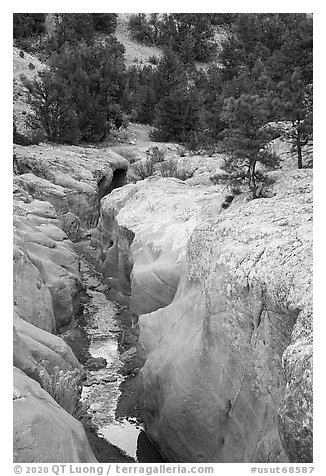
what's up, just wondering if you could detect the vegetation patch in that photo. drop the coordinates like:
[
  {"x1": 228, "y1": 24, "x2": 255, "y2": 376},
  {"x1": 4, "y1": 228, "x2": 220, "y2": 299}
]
[{"x1": 13, "y1": 13, "x2": 312, "y2": 196}]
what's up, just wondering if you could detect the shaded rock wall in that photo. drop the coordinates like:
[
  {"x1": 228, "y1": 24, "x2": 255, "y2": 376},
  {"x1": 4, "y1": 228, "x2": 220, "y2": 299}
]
[
  {"x1": 97, "y1": 171, "x2": 312, "y2": 463},
  {"x1": 95, "y1": 178, "x2": 224, "y2": 314}
]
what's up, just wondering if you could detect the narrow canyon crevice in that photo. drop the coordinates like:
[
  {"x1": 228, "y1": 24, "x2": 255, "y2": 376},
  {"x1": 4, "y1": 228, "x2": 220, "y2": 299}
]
[
  {"x1": 94, "y1": 172, "x2": 312, "y2": 463},
  {"x1": 13, "y1": 144, "x2": 312, "y2": 464}
]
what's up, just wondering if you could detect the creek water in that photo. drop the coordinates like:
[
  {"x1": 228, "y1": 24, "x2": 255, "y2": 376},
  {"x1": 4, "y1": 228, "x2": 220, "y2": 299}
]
[{"x1": 77, "y1": 249, "x2": 165, "y2": 463}]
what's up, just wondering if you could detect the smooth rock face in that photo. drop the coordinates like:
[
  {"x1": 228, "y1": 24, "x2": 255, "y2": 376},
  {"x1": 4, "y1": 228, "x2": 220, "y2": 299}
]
[
  {"x1": 98, "y1": 170, "x2": 312, "y2": 463},
  {"x1": 97, "y1": 177, "x2": 225, "y2": 315},
  {"x1": 138, "y1": 170, "x2": 312, "y2": 463},
  {"x1": 13, "y1": 199, "x2": 81, "y2": 331},
  {"x1": 13, "y1": 368, "x2": 97, "y2": 463},
  {"x1": 14, "y1": 313, "x2": 82, "y2": 379},
  {"x1": 12, "y1": 143, "x2": 132, "y2": 462}
]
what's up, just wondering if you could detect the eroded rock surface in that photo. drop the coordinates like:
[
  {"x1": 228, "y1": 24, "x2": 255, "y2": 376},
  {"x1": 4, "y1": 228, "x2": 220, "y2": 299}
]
[
  {"x1": 14, "y1": 144, "x2": 129, "y2": 239},
  {"x1": 13, "y1": 367, "x2": 97, "y2": 463},
  {"x1": 95, "y1": 177, "x2": 225, "y2": 315},
  {"x1": 14, "y1": 312, "x2": 82, "y2": 380},
  {"x1": 13, "y1": 191, "x2": 81, "y2": 331},
  {"x1": 98, "y1": 170, "x2": 312, "y2": 463},
  {"x1": 13, "y1": 183, "x2": 96, "y2": 462},
  {"x1": 12, "y1": 143, "x2": 131, "y2": 462}
]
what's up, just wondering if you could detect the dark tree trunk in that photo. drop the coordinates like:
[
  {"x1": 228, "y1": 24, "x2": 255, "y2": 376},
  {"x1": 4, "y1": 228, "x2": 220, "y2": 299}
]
[
  {"x1": 248, "y1": 160, "x2": 257, "y2": 198},
  {"x1": 295, "y1": 121, "x2": 303, "y2": 169},
  {"x1": 297, "y1": 138, "x2": 303, "y2": 169}
]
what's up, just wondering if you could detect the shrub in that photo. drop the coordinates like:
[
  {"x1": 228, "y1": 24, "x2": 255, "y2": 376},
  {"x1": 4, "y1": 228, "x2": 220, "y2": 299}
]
[
  {"x1": 160, "y1": 158, "x2": 178, "y2": 177},
  {"x1": 146, "y1": 146, "x2": 165, "y2": 163},
  {"x1": 129, "y1": 158, "x2": 156, "y2": 181},
  {"x1": 174, "y1": 166, "x2": 193, "y2": 181},
  {"x1": 19, "y1": 50, "x2": 25, "y2": 58},
  {"x1": 13, "y1": 13, "x2": 46, "y2": 40},
  {"x1": 28, "y1": 62, "x2": 35, "y2": 70},
  {"x1": 159, "y1": 158, "x2": 193, "y2": 180},
  {"x1": 39, "y1": 366, "x2": 91, "y2": 423},
  {"x1": 91, "y1": 13, "x2": 118, "y2": 34},
  {"x1": 148, "y1": 55, "x2": 159, "y2": 65},
  {"x1": 128, "y1": 14, "x2": 154, "y2": 46},
  {"x1": 178, "y1": 146, "x2": 187, "y2": 157},
  {"x1": 40, "y1": 366, "x2": 82, "y2": 414}
]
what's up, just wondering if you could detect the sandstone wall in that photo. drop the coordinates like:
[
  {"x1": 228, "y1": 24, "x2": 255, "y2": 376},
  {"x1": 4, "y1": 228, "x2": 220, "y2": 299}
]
[
  {"x1": 13, "y1": 192, "x2": 81, "y2": 332},
  {"x1": 14, "y1": 368, "x2": 97, "y2": 463},
  {"x1": 12, "y1": 143, "x2": 129, "y2": 463},
  {"x1": 14, "y1": 145, "x2": 129, "y2": 239},
  {"x1": 98, "y1": 171, "x2": 312, "y2": 463},
  {"x1": 96, "y1": 177, "x2": 224, "y2": 314}
]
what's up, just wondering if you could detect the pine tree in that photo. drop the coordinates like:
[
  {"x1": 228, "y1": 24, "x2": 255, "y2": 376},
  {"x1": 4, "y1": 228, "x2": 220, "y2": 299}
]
[
  {"x1": 91, "y1": 14, "x2": 118, "y2": 34},
  {"x1": 13, "y1": 13, "x2": 46, "y2": 39},
  {"x1": 221, "y1": 94, "x2": 280, "y2": 198},
  {"x1": 46, "y1": 13, "x2": 96, "y2": 53},
  {"x1": 276, "y1": 69, "x2": 313, "y2": 169},
  {"x1": 153, "y1": 76, "x2": 200, "y2": 143}
]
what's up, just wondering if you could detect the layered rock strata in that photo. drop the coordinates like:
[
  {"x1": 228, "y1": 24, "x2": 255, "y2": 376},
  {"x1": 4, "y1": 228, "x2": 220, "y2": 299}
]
[
  {"x1": 95, "y1": 177, "x2": 225, "y2": 315},
  {"x1": 14, "y1": 145, "x2": 129, "y2": 239},
  {"x1": 13, "y1": 143, "x2": 128, "y2": 462},
  {"x1": 97, "y1": 171, "x2": 312, "y2": 463}
]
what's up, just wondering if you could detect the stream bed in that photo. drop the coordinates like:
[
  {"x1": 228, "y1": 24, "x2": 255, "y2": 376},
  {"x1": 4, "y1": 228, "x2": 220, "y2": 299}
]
[{"x1": 75, "y1": 244, "x2": 165, "y2": 463}]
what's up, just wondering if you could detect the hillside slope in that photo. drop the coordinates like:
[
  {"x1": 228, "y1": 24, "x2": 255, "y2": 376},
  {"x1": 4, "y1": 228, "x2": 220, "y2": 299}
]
[{"x1": 115, "y1": 14, "x2": 163, "y2": 67}]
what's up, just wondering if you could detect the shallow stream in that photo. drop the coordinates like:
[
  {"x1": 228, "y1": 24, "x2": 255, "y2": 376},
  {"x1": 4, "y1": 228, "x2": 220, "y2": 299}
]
[{"x1": 76, "y1": 247, "x2": 165, "y2": 463}]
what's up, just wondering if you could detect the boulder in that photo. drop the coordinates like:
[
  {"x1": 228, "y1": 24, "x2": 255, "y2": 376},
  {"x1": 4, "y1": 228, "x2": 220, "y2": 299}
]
[
  {"x1": 13, "y1": 367, "x2": 97, "y2": 463},
  {"x1": 120, "y1": 347, "x2": 137, "y2": 362},
  {"x1": 85, "y1": 357, "x2": 107, "y2": 371}
]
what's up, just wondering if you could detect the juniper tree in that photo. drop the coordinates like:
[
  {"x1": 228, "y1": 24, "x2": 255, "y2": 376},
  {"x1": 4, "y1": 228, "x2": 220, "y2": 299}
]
[
  {"x1": 25, "y1": 70, "x2": 80, "y2": 144},
  {"x1": 26, "y1": 37, "x2": 126, "y2": 143}
]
